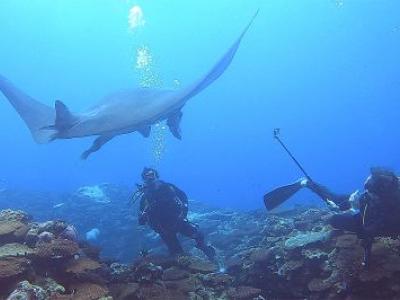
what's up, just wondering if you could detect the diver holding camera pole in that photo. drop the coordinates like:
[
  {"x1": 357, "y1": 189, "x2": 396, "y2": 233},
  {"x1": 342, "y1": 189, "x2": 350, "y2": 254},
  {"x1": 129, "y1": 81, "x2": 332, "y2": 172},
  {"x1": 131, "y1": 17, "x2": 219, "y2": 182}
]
[{"x1": 264, "y1": 129, "x2": 400, "y2": 267}]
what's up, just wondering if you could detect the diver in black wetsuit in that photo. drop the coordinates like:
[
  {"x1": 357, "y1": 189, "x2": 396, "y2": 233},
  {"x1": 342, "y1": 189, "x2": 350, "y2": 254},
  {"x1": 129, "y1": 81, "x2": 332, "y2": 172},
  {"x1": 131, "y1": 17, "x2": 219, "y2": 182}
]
[
  {"x1": 135, "y1": 167, "x2": 216, "y2": 260},
  {"x1": 302, "y1": 168, "x2": 400, "y2": 266}
]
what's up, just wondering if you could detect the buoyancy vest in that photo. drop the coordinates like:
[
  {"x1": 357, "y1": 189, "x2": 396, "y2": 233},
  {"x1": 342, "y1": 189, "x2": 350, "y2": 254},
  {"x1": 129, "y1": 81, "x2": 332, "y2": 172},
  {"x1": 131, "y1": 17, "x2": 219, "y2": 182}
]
[{"x1": 361, "y1": 187, "x2": 400, "y2": 236}]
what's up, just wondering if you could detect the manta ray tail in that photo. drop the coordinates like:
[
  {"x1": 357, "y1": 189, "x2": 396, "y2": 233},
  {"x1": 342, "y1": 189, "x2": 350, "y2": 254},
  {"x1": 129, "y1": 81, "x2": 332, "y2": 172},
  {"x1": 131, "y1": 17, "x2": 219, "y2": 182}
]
[
  {"x1": 182, "y1": 9, "x2": 259, "y2": 101},
  {"x1": 0, "y1": 74, "x2": 55, "y2": 144}
]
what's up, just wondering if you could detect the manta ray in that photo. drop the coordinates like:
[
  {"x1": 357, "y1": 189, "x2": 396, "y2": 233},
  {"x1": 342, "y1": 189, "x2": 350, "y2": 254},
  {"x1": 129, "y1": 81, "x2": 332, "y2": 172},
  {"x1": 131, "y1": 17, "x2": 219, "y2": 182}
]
[{"x1": 0, "y1": 11, "x2": 258, "y2": 159}]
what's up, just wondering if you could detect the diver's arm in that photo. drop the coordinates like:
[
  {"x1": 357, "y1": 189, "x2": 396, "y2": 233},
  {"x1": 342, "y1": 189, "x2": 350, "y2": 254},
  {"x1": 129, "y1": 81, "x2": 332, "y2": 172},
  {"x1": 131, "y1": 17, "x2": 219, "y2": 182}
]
[{"x1": 306, "y1": 181, "x2": 351, "y2": 211}]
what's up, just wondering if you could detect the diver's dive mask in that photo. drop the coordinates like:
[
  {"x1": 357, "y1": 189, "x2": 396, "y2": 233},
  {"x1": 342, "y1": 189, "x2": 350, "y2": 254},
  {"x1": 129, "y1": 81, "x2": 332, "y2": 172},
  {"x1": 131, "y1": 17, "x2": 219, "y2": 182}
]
[{"x1": 141, "y1": 167, "x2": 159, "y2": 183}]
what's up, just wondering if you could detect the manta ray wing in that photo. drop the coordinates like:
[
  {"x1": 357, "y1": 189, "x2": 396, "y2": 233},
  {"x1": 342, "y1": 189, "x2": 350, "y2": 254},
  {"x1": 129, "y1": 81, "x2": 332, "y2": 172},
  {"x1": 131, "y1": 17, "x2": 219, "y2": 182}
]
[
  {"x1": 180, "y1": 9, "x2": 259, "y2": 102},
  {"x1": 0, "y1": 75, "x2": 55, "y2": 144}
]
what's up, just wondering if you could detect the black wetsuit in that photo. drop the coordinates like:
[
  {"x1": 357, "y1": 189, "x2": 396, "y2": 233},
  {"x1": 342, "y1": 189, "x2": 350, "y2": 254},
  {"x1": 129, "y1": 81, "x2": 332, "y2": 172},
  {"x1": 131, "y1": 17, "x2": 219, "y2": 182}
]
[
  {"x1": 308, "y1": 181, "x2": 400, "y2": 235},
  {"x1": 308, "y1": 181, "x2": 400, "y2": 265},
  {"x1": 139, "y1": 180, "x2": 214, "y2": 258}
]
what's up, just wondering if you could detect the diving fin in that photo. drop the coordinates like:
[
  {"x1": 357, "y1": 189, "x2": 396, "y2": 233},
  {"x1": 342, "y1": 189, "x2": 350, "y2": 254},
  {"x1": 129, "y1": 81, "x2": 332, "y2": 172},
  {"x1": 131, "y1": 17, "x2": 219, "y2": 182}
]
[
  {"x1": 167, "y1": 110, "x2": 183, "y2": 140},
  {"x1": 263, "y1": 180, "x2": 304, "y2": 211}
]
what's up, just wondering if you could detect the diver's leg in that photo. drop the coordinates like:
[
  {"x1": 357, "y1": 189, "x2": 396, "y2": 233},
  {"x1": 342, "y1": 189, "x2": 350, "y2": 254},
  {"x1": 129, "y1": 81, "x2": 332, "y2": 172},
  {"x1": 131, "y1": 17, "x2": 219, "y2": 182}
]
[
  {"x1": 329, "y1": 213, "x2": 372, "y2": 267},
  {"x1": 81, "y1": 135, "x2": 115, "y2": 160},
  {"x1": 178, "y1": 220, "x2": 216, "y2": 260},
  {"x1": 329, "y1": 212, "x2": 362, "y2": 233},
  {"x1": 158, "y1": 230, "x2": 184, "y2": 256}
]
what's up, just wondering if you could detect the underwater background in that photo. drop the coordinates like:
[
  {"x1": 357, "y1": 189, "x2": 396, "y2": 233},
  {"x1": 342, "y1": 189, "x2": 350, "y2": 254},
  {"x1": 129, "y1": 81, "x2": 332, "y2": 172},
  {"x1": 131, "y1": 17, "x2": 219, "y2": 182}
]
[
  {"x1": 1, "y1": 2, "x2": 400, "y2": 298},
  {"x1": 0, "y1": 0, "x2": 399, "y2": 210}
]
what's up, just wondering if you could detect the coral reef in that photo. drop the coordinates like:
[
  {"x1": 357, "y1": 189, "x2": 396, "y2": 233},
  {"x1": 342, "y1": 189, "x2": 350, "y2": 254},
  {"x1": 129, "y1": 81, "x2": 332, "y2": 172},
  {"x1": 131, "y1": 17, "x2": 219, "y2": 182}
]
[{"x1": 2, "y1": 187, "x2": 400, "y2": 299}]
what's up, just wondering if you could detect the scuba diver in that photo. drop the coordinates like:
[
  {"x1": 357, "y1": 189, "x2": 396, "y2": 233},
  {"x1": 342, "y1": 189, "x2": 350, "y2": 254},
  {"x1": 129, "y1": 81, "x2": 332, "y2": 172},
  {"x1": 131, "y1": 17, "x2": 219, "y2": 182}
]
[
  {"x1": 266, "y1": 168, "x2": 400, "y2": 267},
  {"x1": 305, "y1": 168, "x2": 400, "y2": 266},
  {"x1": 264, "y1": 129, "x2": 400, "y2": 266},
  {"x1": 132, "y1": 167, "x2": 216, "y2": 261}
]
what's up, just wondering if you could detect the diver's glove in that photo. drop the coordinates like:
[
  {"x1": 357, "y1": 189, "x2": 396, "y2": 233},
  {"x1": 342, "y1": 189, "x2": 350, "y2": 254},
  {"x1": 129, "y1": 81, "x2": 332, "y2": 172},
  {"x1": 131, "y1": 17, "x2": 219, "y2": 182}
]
[{"x1": 299, "y1": 177, "x2": 309, "y2": 187}]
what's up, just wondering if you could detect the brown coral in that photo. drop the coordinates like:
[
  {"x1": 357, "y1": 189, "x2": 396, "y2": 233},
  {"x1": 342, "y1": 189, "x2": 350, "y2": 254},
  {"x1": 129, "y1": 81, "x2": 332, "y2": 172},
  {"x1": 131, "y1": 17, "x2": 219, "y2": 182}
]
[
  {"x1": 66, "y1": 257, "x2": 102, "y2": 275},
  {"x1": 0, "y1": 209, "x2": 31, "y2": 223},
  {"x1": 69, "y1": 283, "x2": 109, "y2": 300},
  {"x1": 0, "y1": 256, "x2": 31, "y2": 294},
  {"x1": 162, "y1": 266, "x2": 190, "y2": 281},
  {"x1": 35, "y1": 239, "x2": 79, "y2": 259},
  {"x1": 227, "y1": 286, "x2": 262, "y2": 299},
  {"x1": 249, "y1": 247, "x2": 276, "y2": 264},
  {"x1": 0, "y1": 257, "x2": 30, "y2": 281},
  {"x1": 177, "y1": 256, "x2": 217, "y2": 273},
  {"x1": 136, "y1": 283, "x2": 186, "y2": 300},
  {"x1": 109, "y1": 283, "x2": 140, "y2": 300},
  {"x1": 0, "y1": 221, "x2": 29, "y2": 244}
]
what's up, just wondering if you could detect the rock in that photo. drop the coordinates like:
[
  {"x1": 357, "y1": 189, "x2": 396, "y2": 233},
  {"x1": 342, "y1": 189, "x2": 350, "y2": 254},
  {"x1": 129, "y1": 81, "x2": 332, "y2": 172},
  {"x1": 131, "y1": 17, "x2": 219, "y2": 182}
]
[
  {"x1": 178, "y1": 256, "x2": 217, "y2": 273},
  {"x1": 6, "y1": 281, "x2": 47, "y2": 300},
  {"x1": 277, "y1": 260, "x2": 304, "y2": 277},
  {"x1": 35, "y1": 239, "x2": 79, "y2": 260},
  {"x1": 25, "y1": 227, "x2": 40, "y2": 247},
  {"x1": 202, "y1": 272, "x2": 234, "y2": 287},
  {"x1": 37, "y1": 231, "x2": 55, "y2": 243},
  {"x1": 0, "y1": 257, "x2": 30, "y2": 283},
  {"x1": 0, "y1": 221, "x2": 29, "y2": 244},
  {"x1": 0, "y1": 243, "x2": 34, "y2": 259},
  {"x1": 36, "y1": 277, "x2": 66, "y2": 295},
  {"x1": 135, "y1": 283, "x2": 175, "y2": 300},
  {"x1": 284, "y1": 230, "x2": 330, "y2": 250},
  {"x1": 134, "y1": 262, "x2": 163, "y2": 283},
  {"x1": 110, "y1": 283, "x2": 140, "y2": 300},
  {"x1": 225, "y1": 255, "x2": 243, "y2": 273},
  {"x1": 38, "y1": 221, "x2": 67, "y2": 235},
  {"x1": 164, "y1": 275, "x2": 202, "y2": 293},
  {"x1": 59, "y1": 225, "x2": 78, "y2": 241},
  {"x1": 227, "y1": 286, "x2": 263, "y2": 299},
  {"x1": 68, "y1": 283, "x2": 109, "y2": 300},
  {"x1": 302, "y1": 249, "x2": 328, "y2": 263},
  {"x1": 162, "y1": 266, "x2": 190, "y2": 281},
  {"x1": 249, "y1": 247, "x2": 276, "y2": 264},
  {"x1": 110, "y1": 263, "x2": 133, "y2": 282},
  {"x1": 0, "y1": 210, "x2": 31, "y2": 223},
  {"x1": 308, "y1": 277, "x2": 334, "y2": 292},
  {"x1": 66, "y1": 257, "x2": 102, "y2": 278}
]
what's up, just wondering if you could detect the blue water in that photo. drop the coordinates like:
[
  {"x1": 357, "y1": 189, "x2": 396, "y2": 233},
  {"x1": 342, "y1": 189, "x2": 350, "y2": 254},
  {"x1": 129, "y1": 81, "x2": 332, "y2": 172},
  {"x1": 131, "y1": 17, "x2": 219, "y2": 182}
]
[{"x1": 0, "y1": 0, "x2": 399, "y2": 210}]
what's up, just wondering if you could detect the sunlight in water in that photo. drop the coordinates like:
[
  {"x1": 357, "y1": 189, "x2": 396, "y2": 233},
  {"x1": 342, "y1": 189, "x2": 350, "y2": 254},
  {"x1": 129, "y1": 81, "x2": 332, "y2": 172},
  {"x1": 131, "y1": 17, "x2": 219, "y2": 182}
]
[{"x1": 128, "y1": 5, "x2": 145, "y2": 30}]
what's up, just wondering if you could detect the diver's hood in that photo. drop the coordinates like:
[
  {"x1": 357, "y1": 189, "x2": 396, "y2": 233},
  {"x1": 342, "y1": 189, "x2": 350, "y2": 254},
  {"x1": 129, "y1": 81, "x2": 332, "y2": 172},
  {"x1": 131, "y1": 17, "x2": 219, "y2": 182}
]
[{"x1": 364, "y1": 168, "x2": 399, "y2": 196}]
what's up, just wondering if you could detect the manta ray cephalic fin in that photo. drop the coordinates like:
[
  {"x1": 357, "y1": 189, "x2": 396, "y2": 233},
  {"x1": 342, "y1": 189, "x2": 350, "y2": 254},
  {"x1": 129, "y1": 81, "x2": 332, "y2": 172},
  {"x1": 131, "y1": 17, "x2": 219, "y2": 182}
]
[
  {"x1": 138, "y1": 125, "x2": 151, "y2": 138},
  {"x1": 81, "y1": 134, "x2": 116, "y2": 160}
]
